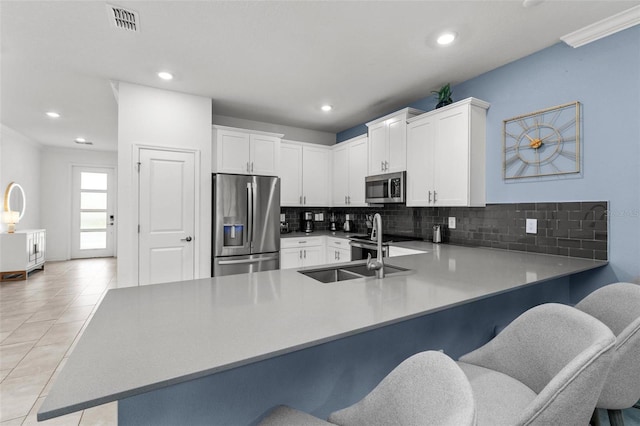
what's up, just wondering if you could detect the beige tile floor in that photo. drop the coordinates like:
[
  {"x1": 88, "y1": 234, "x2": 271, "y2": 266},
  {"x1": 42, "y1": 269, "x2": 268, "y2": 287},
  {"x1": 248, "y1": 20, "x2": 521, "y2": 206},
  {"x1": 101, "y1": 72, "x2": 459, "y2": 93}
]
[{"x1": 0, "y1": 258, "x2": 117, "y2": 425}]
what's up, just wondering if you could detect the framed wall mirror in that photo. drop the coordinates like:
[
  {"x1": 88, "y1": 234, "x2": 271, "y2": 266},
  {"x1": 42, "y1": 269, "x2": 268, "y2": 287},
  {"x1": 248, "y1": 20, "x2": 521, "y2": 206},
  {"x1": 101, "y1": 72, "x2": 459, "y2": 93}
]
[{"x1": 4, "y1": 181, "x2": 26, "y2": 221}]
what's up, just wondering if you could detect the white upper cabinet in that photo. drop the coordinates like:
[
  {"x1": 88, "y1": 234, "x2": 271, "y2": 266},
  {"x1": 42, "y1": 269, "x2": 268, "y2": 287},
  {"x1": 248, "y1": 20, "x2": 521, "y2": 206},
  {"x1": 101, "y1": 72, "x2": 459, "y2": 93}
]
[
  {"x1": 406, "y1": 98, "x2": 490, "y2": 207},
  {"x1": 280, "y1": 141, "x2": 331, "y2": 207},
  {"x1": 280, "y1": 143, "x2": 303, "y2": 206},
  {"x1": 212, "y1": 125, "x2": 282, "y2": 176},
  {"x1": 366, "y1": 107, "x2": 423, "y2": 175},
  {"x1": 332, "y1": 135, "x2": 368, "y2": 207}
]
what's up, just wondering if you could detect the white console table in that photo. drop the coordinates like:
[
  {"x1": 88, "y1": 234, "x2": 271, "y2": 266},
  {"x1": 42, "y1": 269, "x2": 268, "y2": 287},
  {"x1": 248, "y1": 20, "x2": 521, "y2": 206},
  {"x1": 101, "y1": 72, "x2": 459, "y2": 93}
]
[{"x1": 0, "y1": 229, "x2": 46, "y2": 281}]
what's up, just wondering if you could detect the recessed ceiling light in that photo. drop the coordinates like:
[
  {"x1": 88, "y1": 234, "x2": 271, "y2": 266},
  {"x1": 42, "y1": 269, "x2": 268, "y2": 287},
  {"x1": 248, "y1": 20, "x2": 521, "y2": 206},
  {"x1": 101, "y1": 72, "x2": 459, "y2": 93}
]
[
  {"x1": 46, "y1": 111, "x2": 61, "y2": 118},
  {"x1": 436, "y1": 32, "x2": 457, "y2": 45},
  {"x1": 321, "y1": 105, "x2": 333, "y2": 112},
  {"x1": 158, "y1": 71, "x2": 173, "y2": 81},
  {"x1": 74, "y1": 138, "x2": 93, "y2": 145}
]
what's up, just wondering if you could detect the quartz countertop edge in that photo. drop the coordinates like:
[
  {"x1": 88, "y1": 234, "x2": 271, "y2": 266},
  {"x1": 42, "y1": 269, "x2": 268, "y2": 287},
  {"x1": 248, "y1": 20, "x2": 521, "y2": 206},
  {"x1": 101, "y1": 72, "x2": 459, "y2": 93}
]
[{"x1": 38, "y1": 244, "x2": 607, "y2": 421}]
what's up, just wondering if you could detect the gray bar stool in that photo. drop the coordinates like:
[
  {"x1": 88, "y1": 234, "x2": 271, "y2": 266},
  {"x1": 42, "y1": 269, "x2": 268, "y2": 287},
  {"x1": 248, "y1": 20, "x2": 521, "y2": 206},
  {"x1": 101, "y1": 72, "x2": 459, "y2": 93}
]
[
  {"x1": 456, "y1": 303, "x2": 615, "y2": 426},
  {"x1": 575, "y1": 282, "x2": 640, "y2": 426},
  {"x1": 259, "y1": 350, "x2": 476, "y2": 426}
]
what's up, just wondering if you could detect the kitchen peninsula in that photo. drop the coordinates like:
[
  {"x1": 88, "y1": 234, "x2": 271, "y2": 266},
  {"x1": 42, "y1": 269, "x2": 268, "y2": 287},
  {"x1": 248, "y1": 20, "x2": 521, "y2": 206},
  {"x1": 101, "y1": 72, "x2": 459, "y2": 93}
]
[{"x1": 39, "y1": 245, "x2": 606, "y2": 425}]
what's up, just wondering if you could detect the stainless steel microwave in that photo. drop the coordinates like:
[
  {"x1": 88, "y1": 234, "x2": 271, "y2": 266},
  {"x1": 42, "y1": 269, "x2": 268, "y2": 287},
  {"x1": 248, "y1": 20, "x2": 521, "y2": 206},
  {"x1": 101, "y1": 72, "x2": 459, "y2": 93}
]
[{"x1": 365, "y1": 171, "x2": 406, "y2": 203}]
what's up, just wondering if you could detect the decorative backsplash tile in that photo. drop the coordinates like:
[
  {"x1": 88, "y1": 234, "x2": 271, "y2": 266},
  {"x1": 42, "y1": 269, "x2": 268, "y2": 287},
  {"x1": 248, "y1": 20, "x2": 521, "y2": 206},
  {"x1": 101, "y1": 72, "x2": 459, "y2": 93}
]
[{"x1": 281, "y1": 201, "x2": 608, "y2": 261}]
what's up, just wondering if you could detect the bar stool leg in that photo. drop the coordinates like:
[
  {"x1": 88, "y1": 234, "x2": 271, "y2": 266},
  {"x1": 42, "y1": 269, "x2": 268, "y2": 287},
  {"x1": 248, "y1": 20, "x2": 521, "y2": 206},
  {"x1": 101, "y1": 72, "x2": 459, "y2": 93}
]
[{"x1": 607, "y1": 409, "x2": 625, "y2": 426}]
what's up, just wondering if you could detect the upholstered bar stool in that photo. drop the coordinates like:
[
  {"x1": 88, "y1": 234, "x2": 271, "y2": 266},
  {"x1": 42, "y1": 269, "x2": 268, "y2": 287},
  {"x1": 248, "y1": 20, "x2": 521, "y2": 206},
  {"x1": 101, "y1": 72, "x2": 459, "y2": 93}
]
[
  {"x1": 259, "y1": 350, "x2": 476, "y2": 426},
  {"x1": 456, "y1": 303, "x2": 616, "y2": 426},
  {"x1": 575, "y1": 282, "x2": 640, "y2": 426}
]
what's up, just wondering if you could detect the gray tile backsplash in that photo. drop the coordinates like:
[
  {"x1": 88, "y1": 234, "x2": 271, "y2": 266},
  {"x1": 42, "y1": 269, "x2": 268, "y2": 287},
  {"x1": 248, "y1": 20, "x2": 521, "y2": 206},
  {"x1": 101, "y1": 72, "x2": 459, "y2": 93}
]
[{"x1": 281, "y1": 201, "x2": 608, "y2": 261}]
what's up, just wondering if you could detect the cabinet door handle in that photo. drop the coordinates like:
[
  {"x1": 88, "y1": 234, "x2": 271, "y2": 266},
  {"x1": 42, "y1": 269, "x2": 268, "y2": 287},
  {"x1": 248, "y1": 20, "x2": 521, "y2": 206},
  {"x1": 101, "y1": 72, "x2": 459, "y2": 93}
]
[
  {"x1": 299, "y1": 195, "x2": 302, "y2": 205},
  {"x1": 334, "y1": 251, "x2": 338, "y2": 260},
  {"x1": 246, "y1": 162, "x2": 250, "y2": 172},
  {"x1": 428, "y1": 190, "x2": 432, "y2": 203},
  {"x1": 251, "y1": 162, "x2": 254, "y2": 172},
  {"x1": 348, "y1": 196, "x2": 351, "y2": 204},
  {"x1": 303, "y1": 196, "x2": 306, "y2": 204},
  {"x1": 433, "y1": 190, "x2": 437, "y2": 203},
  {"x1": 304, "y1": 249, "x2": 306, "y2": 259},
  {"x1": 381, "y1": 161, "x2": 384, "y2": 171},
  {"x1": 384, "y1": 161, "x2": 389, "y2": 171},
  {"x1": 337, "y1": 251, "x2": 340, "y2": 260},
  {"x1": 299, "y1": 250, "x2": 302, "y2": 259}
]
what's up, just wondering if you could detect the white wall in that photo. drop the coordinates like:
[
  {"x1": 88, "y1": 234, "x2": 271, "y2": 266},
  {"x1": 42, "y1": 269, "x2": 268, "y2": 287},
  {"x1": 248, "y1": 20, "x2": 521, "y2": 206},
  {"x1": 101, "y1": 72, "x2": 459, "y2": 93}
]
[
  {"x1": 212, "y1": 114, "x2": 335, "y2": 146},
  {"x1": 117, "y1": 82, "x2": 212, "y2": 287},
  {"x1": 40, "y1": 147, "x2": 117, "y2": 261},
  {"x1": 0, "y1": 125, "x2": 42, "y2": 232}
]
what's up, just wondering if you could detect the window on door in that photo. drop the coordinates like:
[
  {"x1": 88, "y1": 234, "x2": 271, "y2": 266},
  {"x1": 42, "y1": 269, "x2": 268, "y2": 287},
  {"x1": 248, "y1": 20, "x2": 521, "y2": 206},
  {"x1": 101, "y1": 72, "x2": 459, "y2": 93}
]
[
  {"x1": 71, "y1": 166, "x2": 116, "y2": 259},
  {"x1": 80, "y1": 172, "x2": 108, "y2": 249}
]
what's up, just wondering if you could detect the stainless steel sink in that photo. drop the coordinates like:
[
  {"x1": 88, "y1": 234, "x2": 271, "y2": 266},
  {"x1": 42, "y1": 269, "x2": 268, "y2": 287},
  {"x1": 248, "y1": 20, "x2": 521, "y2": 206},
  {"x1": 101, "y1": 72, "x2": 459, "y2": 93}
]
[{"x1": 299, "y1": 264, "x2": 409, "y2": 283}]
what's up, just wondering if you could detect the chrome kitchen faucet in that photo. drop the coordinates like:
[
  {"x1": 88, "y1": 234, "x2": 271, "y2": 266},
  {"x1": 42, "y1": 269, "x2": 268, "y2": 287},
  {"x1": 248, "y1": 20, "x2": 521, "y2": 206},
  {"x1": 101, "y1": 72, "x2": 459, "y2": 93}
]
[{"x1": 366, "y1": 213, "x2": 385, "y2": 279}]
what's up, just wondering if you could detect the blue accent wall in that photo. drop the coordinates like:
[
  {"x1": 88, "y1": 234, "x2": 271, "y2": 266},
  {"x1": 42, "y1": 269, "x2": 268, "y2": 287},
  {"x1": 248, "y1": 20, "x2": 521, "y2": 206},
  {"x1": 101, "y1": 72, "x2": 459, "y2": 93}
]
[{"x1": 337, "y1": 26, "x2": 640, "y2": 294}]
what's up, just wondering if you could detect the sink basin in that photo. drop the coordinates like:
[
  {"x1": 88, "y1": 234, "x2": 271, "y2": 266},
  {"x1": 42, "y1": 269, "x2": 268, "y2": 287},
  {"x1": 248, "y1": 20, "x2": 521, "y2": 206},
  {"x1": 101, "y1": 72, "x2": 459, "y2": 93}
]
[
  {"x1": 340, "y1": 264, "x2": 409, "y2": 277},
  {"x1": 299, "y1": 264, "x2": 409, "y2": 283}
]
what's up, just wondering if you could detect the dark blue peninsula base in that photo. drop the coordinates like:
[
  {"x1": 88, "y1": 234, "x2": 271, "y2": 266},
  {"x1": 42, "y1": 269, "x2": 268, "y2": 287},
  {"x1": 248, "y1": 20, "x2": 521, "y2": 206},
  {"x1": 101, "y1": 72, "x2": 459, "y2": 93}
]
[{"x1": 119, "y1": 276, "x2": 572, "y2": 425}]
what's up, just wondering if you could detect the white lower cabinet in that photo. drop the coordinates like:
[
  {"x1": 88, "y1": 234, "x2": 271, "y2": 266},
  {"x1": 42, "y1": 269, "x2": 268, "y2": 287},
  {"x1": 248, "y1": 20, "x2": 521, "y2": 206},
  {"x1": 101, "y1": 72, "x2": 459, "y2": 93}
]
[
  {"x1": 280, "y1": 236, "x2": 325, "y2": 269},
  {"x1": 325, "y1": 237, "x2": 351, "y2": 264},
  {"x1": 0, "y1": 229, "x2": 46, "y2": 281}
]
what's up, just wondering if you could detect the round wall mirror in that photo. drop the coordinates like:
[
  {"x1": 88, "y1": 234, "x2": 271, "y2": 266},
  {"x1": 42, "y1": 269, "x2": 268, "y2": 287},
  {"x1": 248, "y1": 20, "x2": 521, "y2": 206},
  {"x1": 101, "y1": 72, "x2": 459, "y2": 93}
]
[{"x1": 4, "y1": 182, "x2": 26, "y2": 221}]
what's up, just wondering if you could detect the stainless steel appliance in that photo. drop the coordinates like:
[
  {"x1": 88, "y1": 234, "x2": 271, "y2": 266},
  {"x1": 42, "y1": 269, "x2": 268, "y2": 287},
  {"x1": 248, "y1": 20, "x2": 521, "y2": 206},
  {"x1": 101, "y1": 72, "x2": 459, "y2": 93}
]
[
  {"x1": 302, "y1": 211, "x2": 314, "y2": 233},
  {"x1": 212, "y1": 174, "x2": 280, "y2": 276},
  {"x1": 343, "y1": 214, "x2": 354, "y2": 232},
  {"x1": 349, "y1": 234, "x2": 419, "y2": 260},
  {"x1": 433, "y1": 225, "x2": 442, "y2": 243},
  {"x1": 329, "y1": 213, "x2": 338, "y2": 231},
  {"x1": 365, "y1": 171, "x2": 406, "y2": 204}
]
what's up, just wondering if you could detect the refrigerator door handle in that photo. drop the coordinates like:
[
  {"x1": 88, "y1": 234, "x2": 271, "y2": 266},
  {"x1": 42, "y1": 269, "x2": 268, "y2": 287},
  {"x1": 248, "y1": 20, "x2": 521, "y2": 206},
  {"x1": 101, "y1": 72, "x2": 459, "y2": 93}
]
[
  {"x1": 246, "y1": 182, "x2": 253, "y2": 248},
  {"x1": 217, "y1": 256, "x2": 279, "y2": 265}
]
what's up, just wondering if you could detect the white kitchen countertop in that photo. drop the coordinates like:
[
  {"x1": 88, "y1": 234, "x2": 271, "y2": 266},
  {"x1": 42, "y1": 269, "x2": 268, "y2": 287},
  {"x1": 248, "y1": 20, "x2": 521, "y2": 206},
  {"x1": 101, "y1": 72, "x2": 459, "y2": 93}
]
[{"x1": 38, "y1": 244, "x2": 606, "y2": 420}]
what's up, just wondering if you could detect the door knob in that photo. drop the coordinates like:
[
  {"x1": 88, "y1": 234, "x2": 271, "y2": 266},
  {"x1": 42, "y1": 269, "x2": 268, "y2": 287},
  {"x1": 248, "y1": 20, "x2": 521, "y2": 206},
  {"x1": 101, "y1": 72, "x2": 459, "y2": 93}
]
[{"x1": 181, "y1": 236, "x2": 193, "y2": 242}]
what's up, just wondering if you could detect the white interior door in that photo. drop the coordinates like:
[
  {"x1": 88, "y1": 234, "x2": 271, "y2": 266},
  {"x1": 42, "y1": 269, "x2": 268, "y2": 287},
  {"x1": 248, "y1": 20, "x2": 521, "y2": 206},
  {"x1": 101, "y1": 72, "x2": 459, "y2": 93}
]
[
  {"x1": 138, "y1": 148, "x2": 196, "y2": 286},
  {"x1": 71, "y1": 166, "x2": 116, "y2": 258}
]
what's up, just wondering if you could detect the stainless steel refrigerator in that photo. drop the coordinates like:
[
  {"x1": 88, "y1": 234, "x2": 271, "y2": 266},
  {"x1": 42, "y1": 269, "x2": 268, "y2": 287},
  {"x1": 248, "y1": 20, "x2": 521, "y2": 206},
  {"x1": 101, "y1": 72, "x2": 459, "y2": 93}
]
[{"x1": 212, "y1": 174, "x2": 280, "y2": 276}]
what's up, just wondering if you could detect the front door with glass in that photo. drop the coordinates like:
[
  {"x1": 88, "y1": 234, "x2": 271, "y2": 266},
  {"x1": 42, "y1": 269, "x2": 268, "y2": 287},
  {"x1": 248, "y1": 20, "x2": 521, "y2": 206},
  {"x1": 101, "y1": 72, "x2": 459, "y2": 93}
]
[{"x1": 71, "y1": 166, "x2": 116, "y2": 258}]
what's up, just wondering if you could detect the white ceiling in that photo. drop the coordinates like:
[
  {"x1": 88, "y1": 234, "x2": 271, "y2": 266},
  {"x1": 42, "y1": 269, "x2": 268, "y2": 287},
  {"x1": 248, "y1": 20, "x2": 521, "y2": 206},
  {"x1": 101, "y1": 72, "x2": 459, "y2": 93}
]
[{"x1": 1, "y1": 1, "x2": 638, "y2": 152}]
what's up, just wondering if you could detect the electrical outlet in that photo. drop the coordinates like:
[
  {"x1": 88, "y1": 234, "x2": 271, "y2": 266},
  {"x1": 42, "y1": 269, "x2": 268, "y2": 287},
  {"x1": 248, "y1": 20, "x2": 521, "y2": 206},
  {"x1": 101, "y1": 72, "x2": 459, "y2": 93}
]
[
  {"x1": 280, "y1": 214, "x2": 285, "y2": 222},
  {"x1": 314, "y1": 213, "x2": 324, "y2": 222},
  {"x1": 526, "y1": 218, "x2": 537, "y2": 234},
  {"x1": 448, "y1": 217, "x2": 456, "y2": 229}
]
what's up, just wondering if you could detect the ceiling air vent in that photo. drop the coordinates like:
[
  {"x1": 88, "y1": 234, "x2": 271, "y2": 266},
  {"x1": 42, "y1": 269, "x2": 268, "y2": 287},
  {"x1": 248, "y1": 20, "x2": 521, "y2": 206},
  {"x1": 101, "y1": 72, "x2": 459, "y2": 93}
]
[{"x1": 106, "y1": 4, "x2": 139, "y2": 32}]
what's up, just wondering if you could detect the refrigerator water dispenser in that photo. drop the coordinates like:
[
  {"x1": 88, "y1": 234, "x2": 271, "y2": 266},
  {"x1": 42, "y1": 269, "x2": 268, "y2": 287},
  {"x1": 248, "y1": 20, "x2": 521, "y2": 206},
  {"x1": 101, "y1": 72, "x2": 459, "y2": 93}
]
[{"x1": 223, "y1": 224, "x2": 244, "y2": 247}]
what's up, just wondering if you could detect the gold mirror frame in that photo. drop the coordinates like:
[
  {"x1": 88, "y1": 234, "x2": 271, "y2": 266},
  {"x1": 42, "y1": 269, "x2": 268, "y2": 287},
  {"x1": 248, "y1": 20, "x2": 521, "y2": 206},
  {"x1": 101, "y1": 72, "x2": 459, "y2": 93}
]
[{"x1": 4, "y1": 182, "x2": 26, "y2": 221}]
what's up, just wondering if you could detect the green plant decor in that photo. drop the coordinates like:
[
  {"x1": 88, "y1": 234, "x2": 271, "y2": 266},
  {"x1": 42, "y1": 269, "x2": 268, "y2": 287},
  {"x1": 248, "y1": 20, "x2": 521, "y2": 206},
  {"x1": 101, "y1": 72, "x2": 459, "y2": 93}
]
[{"x1": 432, "y1": 83, "x2": 453, "y2": 109}]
